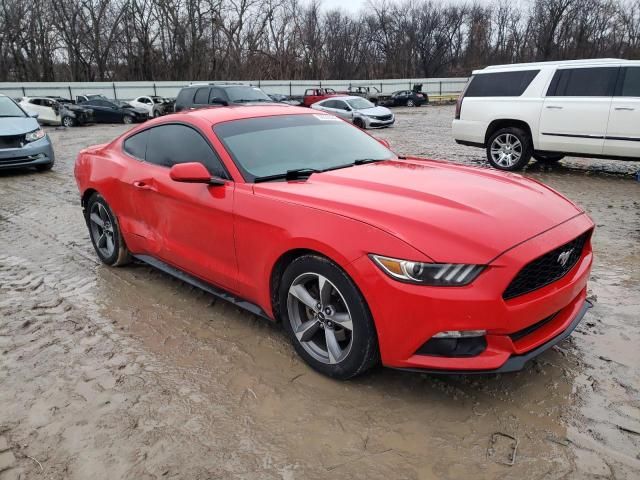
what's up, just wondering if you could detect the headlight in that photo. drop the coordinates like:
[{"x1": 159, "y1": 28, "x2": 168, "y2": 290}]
[
  {"x1": 25, "y1": 128, "x2": 45, "y2": 143},
  {"x1": 370, "y1": 254, "x2": 484, "y2": 286}
]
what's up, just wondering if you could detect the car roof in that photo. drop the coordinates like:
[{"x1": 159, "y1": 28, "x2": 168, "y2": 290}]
[
  {"x1": 477, "y1": 58, "x2": 640, "y2": 74},
  {"x1": 177, "y1": 105, "x2": 325, "y2": 125}
]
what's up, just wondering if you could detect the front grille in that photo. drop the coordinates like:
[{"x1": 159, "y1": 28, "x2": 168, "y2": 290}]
[
  {"x1": 0, "y1": 135, "x2": 24, "y2": 149},
  {"x1": 374, "y1": 114, "x2": 393, "y2": 121},
  {"x1": 503, "y1": 231, "x2": 590, "y2": 300}
]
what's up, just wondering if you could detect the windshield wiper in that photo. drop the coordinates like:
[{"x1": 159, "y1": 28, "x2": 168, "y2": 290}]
[
  {"x1": 353, "y1": 158, "x2": 384, "y2": 165},
  {"x1": 254, "y1": 168, "x2": 321, "y2": 183}
]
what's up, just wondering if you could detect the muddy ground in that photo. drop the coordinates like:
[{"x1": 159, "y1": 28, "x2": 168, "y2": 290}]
[{"x1": 0, "y1": 105, "x2": 638, "y2": 480}]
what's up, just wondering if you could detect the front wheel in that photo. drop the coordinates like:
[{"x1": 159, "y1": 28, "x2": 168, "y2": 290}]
[
  {"x1": 123, "y1": 115, "x2": 133, "y2": 124},
  {"x1": 406, "y1": 99, "x2": 416, "y2": 107},
  {"x1": 153, "y1": 110, "x2": 161, "y2": 118},
  {"x1": 85, "y1": 193, "x2": 131, "y2": 266},
  {"x1": 279, "y1": 255, "x2": 379, "y2": 380},
  {"x1": 533, "y1": 153, "x2": 564, "y2": 162},
  {"x1": 486, "y1": 127, "x2": 533, "y2": 171},
  {"x1": 62, "y1": 116, "x2": 76, "y2": 127},
  {"x1": 353, "y1": 117, "x2": 365, "y2": 129}
]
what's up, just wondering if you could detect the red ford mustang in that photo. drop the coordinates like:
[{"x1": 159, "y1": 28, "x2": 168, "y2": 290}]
[{"x1": 74, "y1": 105, "x2": 593, "y2": 379}]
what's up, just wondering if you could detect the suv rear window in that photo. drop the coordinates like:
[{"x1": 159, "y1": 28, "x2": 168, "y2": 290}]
[
  {"x1": 465, "y1": 70, "x2": 540, "y2": 97},
  {"x1": 547, "y1": 67, "x2": 618, "y2": 97}
]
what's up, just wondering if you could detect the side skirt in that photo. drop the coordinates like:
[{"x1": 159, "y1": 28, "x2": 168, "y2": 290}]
[{"x1": 133, "y1": 254, "x2": 272, "y2": 321}]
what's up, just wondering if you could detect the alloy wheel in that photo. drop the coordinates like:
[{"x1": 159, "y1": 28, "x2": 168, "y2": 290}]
[
  {"x1": 89, "y1": 202, "x2": 116, "y2": 258},
  {"x1": 287, "y1": 272, "x2": 354, "y2": 364},
  {"x1": 490, "y1": 133, "x2": 523, "y2": 168}
]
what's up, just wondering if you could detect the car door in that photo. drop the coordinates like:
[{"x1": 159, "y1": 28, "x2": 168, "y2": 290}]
[
  {"x1": 41, "y1": 99, "x2": 60, "y2": 124},
  {"x1": 332, "y1": 99, "x2": 354, "y2": 120},
  {"x1": 603, "y1": 66, "x2": 640, "y2": 158},
  {"x1": 128, "y1": 123, "x2": 237, "y2": 291},
  {"x1": 84, "y1": 100, "x2": 111, "y2": 122},
  {"x1": 539, "y1": 67, "x2": 618, "y2": 155}
]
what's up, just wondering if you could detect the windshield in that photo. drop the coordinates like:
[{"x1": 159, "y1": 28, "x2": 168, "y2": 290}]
[
  {"x1": 226, "y1": 86, "x2": 271, "y2": 103},
  {"x1": 347, "y1": 98, "x2": 375, "y2": 110},
  {"x1": 0, "y1": 97, "x2": 27, "y2": 117},
  {"x1": 151, "y1": 97, "x2": 163, "y2": 103},
  {"x1": 215, "y1": 114, "x2": 395, "y2": 182}
]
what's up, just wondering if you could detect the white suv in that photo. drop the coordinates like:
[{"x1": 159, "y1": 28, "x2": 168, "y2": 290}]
[{"x1": 452, "y1": 59, "x2": 640, "y2": 170}]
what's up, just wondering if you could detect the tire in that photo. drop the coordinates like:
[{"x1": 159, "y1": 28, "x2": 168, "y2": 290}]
[
  {"x1": 486, "y1": 127, "x2": 533, "y2": 171},
  {"x1": 35, "y1": 162, "x2": 54, "y2": 172},
  {"x1": 533, "y1": 153, "x2": 564, "y2": 163},
  {"x1": 153, "y1": 110, "x2": 161, "y2": 118},
  {"x1": 279, "y1": 254, "x2": 379, "y2": 380},
  {"x1": 123, "y1": 115, "x2": 133, "y2": 124},
  {"x1": 406, "y1": 99, "x2": 416, "y2": 107},
  {"x1": 353, "y1": 117, "x2": 365, "y2": 129},
  {"x1": 85, "y1": 193, "x2": 131, "y2": 266},
  {"x1": 62, "y1": 116, "x2": 76, "y2": 127}
]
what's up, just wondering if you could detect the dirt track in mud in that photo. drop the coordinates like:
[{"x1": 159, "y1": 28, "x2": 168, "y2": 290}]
[{"x1": 0, "y1": 106, "x2": 638, "y2": 480}]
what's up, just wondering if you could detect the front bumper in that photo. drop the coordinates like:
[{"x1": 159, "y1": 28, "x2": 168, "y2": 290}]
[
  {"x1": 364, "y1": 116, "x2": 395, "y2": 128},
  {"x1": 349, "y1": 213, "x2": 594, "y2": 373},
  {"x1": 0, "y1": 136, "x2": 55, "y2": 169}
]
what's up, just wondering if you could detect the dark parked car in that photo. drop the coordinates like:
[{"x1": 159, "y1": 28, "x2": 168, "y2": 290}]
[
  {"x1": 381, "y1": 89, "x2": 428, "y2": 107},
  {"x1": 174, "y1": 84, "x2": 274, "y2": 112},
  {"x1": 0, "y1": 94, "x2": 55, "y2": 171},
  {"x1": 78, "y1": 99, "x2": 148, "y2": 124}
]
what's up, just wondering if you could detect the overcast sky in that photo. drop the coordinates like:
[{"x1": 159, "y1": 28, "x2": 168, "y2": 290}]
[{"x1": 314, "y1": 0, "x2": 498, "y2": 12}]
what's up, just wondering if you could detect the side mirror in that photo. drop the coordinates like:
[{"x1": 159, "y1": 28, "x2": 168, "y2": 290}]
[
  {"x1": 377, "y1": 138, "x2": 391, "y2": 149},
  {"x1": 210, "y1": 97, "x2": 228, "y2": 106},
  {"x1": 170, "y1": 162, "x2": 225, "y2": 185},
  {"x1": 29, "y1": 112, "x2": 39, "y2": 119}
]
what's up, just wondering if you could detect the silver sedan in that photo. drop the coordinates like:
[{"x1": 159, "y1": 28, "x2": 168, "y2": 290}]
[{"x1": 311, "y1": 96, "x2": 394, "y2": 129}]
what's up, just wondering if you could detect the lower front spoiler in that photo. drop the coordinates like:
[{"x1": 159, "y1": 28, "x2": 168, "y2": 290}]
[{"x1": 393, "y1": 299, "x2": 592, "y2": 375}]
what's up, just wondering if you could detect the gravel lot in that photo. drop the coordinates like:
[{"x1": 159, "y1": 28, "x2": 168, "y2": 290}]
[{"x1": 0, "y1": 105, "x2": 638, "y2": 480}]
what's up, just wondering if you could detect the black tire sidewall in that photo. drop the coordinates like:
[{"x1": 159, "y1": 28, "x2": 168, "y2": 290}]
[
  {"x1": 85, "y1": 193, "x2": 128, "y2": 266},
  {"x1": 354, "y1": 118, "x2": 365, "y2": 129},
  {"x1": 279, "y1": 255, "x2": 379, "y2": 380},
  {"x1": 486, "y1": 127, "x2": 533, "y2": 171}
]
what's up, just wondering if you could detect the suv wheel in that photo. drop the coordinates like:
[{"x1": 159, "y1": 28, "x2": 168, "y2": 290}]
[
  {"x1": 85, "y1": 193, "x2": 131, "y2": 266},
  {"x1": 486, "y1": 127, "x2": 533, "y2": 171},
  {"x1": 533, "y1": 153, "x2": 564, "y2": 163},
  {"x1": 279, "y1": 255, "x2": 379, "y2": 380}
]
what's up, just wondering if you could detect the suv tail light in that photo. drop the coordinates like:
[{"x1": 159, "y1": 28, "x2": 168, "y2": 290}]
[{"x1": 455, "y1": 76, "x2": 473, "y2": 120}]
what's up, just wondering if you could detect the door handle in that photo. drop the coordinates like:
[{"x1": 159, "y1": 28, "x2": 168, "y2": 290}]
[
  {"x1": 614, "y1": 107, "x2": 635, "y2": 111},
  {"x1": 545, "y1": 106, "x2": 563, "y2": 110},
  {"x1": 133, "y1": 180, "x2": 156, "y2": 191}
]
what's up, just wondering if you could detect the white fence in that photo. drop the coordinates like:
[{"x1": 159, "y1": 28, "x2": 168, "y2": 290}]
[{"x1": 0, "y1": 78, "x2": 468, "y2": 100}]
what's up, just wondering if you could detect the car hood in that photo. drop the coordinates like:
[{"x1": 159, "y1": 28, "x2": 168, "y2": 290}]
[
  {"x1": 253, "y1": 159, "x2": 583, "y2": 264},
  {"x1": 358, "y1": 106, "x2": 393, "y2": 116},
  {"x1": 0, "y1": 116, "x2": 39, "y2": 135},
  {"x1": 123, "y1": 106, "x2": 147, "y2": 114}
]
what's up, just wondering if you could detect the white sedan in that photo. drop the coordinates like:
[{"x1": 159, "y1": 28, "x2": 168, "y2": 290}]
[
  {"x1": 311, "y1": 96, "x2": 394, "y2": 129},
  {"x1": 128, "y1": 96, "x2": 169, "y2": 118}
]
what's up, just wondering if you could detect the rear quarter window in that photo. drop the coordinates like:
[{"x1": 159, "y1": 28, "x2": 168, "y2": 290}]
[
  {"x1": 465, "y1": 70, "x2": 540, "y2": 97},
  {"x1": 123, "y1": 130, "x2": 149, "y2": 160}
]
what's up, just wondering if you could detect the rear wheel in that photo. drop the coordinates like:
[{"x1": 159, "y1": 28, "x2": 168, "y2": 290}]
[
  {"x1": 85, "y1": 193, "x2": 131, "y2": 266},
  {"x1": 406, "y1": 99, "x2": 416, "y2": 107},
  {"x1": 533, "y1": 153, "x2": 564, "y2": 162},
  {"x1": 486, "y1": 127, "x2": 533, "y2": 171},
  {"x1": 279, "y1": 255, "x2": 379, "y2": 380}
]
